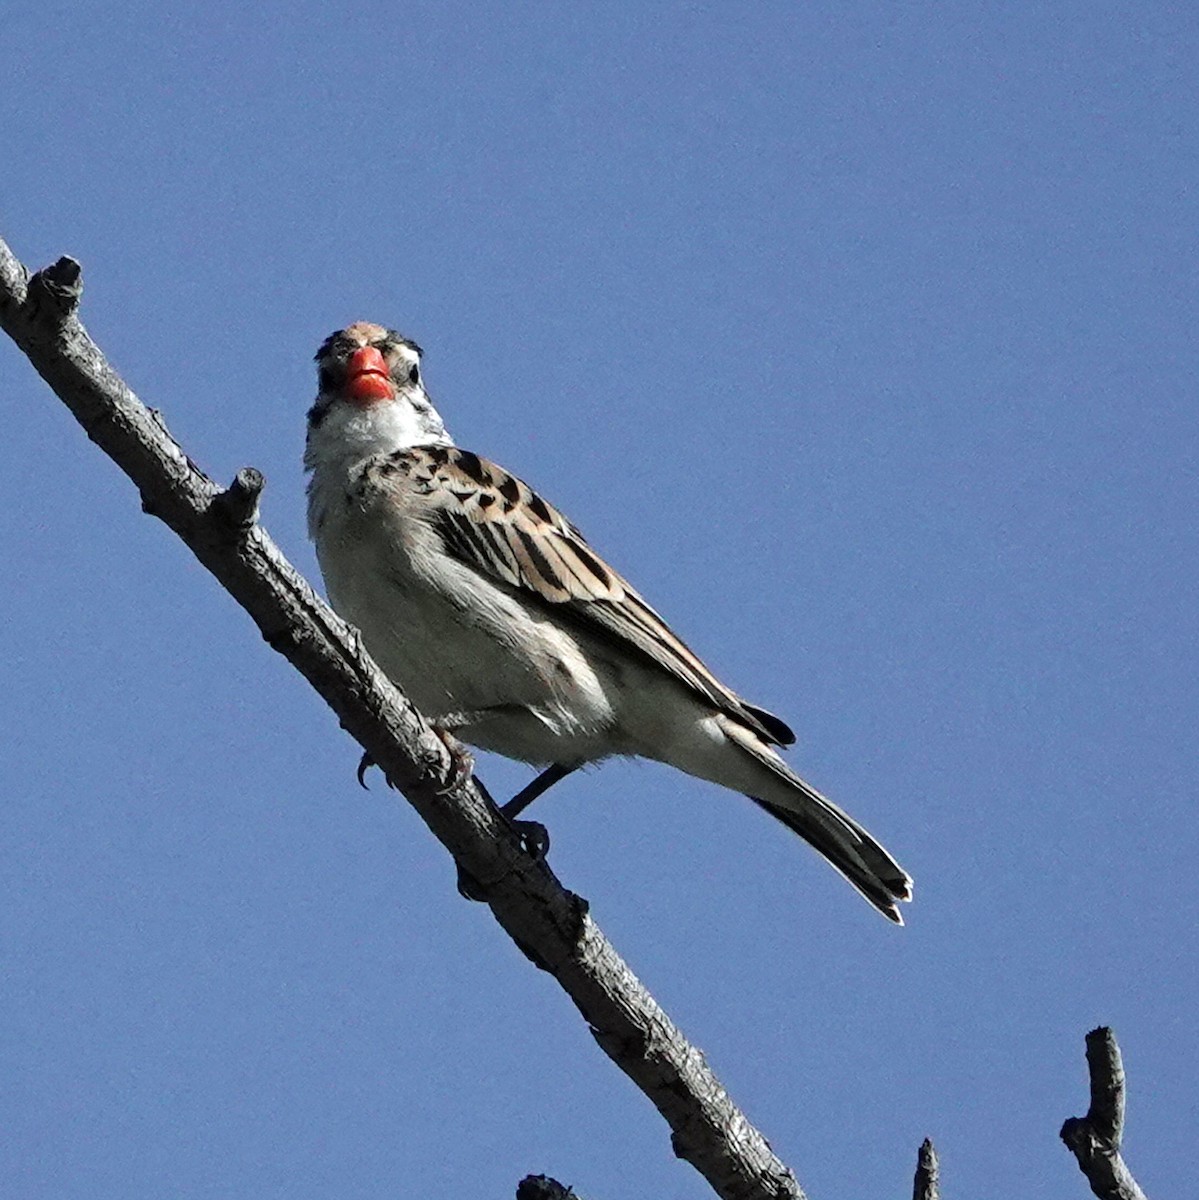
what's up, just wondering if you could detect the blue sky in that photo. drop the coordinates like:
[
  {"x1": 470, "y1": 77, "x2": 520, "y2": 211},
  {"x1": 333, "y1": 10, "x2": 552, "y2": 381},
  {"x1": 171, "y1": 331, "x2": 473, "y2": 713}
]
[{"x1": 2, "y1": 4, "x2": 1195, "y2": 1197}]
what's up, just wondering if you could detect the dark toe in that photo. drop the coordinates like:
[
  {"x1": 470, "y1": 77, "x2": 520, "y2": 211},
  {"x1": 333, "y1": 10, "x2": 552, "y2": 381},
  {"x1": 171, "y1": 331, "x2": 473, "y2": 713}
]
[
  {"x1": 356, "y1": 752, "x2": 374, "y2": 789},
  {"x1": 512, "y1": 819, "x2": 550, "y2": 861}
]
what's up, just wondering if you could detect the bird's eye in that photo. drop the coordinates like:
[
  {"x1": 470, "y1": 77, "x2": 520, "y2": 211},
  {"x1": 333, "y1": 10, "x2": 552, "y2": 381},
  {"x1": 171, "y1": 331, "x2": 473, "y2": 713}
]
[{"x1": 408, "y1": 364, "x2": 420, "y2": 384}]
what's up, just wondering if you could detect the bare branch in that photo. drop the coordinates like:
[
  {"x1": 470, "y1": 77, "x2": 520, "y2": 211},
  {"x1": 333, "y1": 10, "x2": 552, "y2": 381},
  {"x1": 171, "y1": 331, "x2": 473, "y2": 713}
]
[
  {"x1": 0, "y1": 235, "x2": 807, "y2": 1200},
  {"x1": 25, "y1": 255, "x2": 83, "y2": 322},
  {"x1": 211, "y1": 467, "x2": 265, "y2": 530},
  {"x1": 1060, "y1": 1027, "x2": 1148, "y2": 1200},
  {"x1": 912, "y1": 1138, "x2": 939, "y2": 1200},
  {"x1": 517, "y1": 1175, "x2": 581, "y2": 1200}
]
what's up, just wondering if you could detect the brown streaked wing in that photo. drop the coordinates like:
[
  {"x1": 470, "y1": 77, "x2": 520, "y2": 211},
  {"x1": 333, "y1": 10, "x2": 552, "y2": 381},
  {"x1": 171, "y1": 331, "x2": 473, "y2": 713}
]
[{"x1": 398, "y1": 446, "x2": 793, "y2": 746}]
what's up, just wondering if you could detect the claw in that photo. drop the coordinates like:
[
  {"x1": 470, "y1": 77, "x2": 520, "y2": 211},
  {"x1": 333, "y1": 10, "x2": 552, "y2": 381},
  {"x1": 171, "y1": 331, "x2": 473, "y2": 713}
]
[
  {"x1": 356, "y1": 752, "x2": 374, "y2": 790},
  {"x1": 356, "y1": 751, "x2": 397, "y2": 790},
  {"x1": 433, "y1": 727, "x2": 476, "y2": 794}
]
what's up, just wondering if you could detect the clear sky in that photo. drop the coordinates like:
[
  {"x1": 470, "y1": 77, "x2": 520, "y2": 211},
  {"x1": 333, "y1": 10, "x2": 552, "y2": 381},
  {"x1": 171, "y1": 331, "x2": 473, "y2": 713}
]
[{"x1": 2, "y1": 4, "x2": 1195, "y2": 1197}]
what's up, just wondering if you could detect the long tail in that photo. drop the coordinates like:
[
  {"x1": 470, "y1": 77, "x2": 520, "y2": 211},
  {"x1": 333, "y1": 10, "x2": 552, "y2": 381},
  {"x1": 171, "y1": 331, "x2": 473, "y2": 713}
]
[
  {"x1": 719, "y1": 716, "x2": 913, "y2": 923},
  {"x1": 749, "y1": 790, "x2": 912, "y2": 923}
]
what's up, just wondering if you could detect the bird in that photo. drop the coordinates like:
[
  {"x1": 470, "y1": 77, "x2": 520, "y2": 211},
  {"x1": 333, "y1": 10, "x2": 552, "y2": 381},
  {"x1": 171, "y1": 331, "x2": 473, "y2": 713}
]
[{"x1": 305, "y1": 322, "x2": 913, "y2": 922}]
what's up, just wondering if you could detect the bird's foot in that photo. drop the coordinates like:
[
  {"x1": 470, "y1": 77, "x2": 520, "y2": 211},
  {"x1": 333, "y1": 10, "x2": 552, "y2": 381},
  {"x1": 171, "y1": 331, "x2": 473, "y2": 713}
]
[
  {"x1": 456, "y1": 815, "x2": 551, "y2": 902},
  {"x1": 356, "y1": 751, "x2": 399, "y2": 790},
  {"x1": 358, "y1": 730, "x2": 477, "y2": 794},
  {"x1": 432, "y1": 727, "x2": 476, "y2": 794},
  {"x1": 510, "y1": 818, "x2": 550, "y2": 860}
]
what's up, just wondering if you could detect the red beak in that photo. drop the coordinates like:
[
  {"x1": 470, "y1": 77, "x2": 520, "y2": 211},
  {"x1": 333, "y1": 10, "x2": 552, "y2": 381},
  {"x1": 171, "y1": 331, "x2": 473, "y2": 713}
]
[{"x1": 345, "y1": 346, "x2": 395, "y2": 403}]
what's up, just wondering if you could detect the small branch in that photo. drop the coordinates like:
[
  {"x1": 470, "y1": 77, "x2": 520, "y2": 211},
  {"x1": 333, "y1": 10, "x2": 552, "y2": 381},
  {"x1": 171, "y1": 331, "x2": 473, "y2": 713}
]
[
  {"x1": 211, "y1": 467, "x2": 265, "y2": 531},
  {"x1": 1060, "y1": 1027, "x2": 1148, "y2": 1200},
  {"x1": 516, "y1": 1176, "x2": 580, "y2": 1200},
  {"x1": 912, "y1": 1138, "x2": 939, "y2": 1200},
  {"x1": 0, "y1": 234, "x2": 808, "y2": 1200},
  {"x1": 26, "y1": 255, "x2": 83, "y2": 323}
]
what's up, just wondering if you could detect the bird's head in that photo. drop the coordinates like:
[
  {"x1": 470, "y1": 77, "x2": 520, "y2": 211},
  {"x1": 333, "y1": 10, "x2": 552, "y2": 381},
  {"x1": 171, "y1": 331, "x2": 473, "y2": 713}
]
[{"x1": 305, "y1": 322, "x2": 451, "y2": 472}]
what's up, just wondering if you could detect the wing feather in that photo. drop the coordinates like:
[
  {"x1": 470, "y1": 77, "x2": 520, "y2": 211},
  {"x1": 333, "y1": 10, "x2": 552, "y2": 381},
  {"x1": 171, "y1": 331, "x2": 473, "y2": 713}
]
[{"x1": 377, "y1": 445, "x2": 795, "y2": 745}]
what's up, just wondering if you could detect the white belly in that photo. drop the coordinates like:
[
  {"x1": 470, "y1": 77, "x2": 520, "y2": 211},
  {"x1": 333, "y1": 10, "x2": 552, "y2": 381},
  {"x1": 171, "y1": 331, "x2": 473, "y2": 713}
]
[{"x1": 314, "y1": 509, "x2": 620, "y2": 765}]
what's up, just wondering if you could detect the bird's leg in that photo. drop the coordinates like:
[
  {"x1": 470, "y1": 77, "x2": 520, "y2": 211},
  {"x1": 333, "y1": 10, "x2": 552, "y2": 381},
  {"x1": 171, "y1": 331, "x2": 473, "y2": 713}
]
[
  {"x1": 430, "y1": 711, "x2": 576, "y2": 856},
  {"x1": 501, "y1": 762, "x2": 578, "y2": 820},
  {"x1": 458, "y1": 765, "x2": 578, "y2": 900},
  {"x1": 493, "y1": 762, "x2": 579, "y2": 863},
  {"x1": 430, "y1": 729, "x2": 557, "y2": 867},
  {"x1": 362, "y1": 745, "x2": 576, "y2": 899}
]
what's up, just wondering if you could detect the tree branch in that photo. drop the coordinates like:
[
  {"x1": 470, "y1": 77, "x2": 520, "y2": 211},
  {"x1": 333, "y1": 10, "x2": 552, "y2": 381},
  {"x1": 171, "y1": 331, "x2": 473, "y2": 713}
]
[
  {"x1": 911, "y1": 1138, "x2": 939, "y2": 1200},
  {"x1": 1060, "y1": 1027, "x2": 1148, "y2": 1200},
  {"x1": 517, "y1": 1175, "x2": 582, "y2": 1200},
  {"x1": 0, "y1": 236, "x2": 808, "y2": 1200}
]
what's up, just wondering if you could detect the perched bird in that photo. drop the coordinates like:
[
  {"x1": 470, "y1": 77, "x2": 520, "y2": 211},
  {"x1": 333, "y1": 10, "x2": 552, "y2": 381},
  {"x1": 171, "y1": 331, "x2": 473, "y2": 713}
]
[{"x1": 305, "y1": 322, "x2": 913, "y2": 922}]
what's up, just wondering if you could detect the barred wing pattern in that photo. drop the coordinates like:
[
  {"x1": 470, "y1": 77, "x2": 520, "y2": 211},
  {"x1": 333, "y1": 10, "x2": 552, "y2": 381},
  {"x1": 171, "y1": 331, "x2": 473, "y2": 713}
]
[{"x1": 371, "y1": 445, "x2": 795, "y2": 747}]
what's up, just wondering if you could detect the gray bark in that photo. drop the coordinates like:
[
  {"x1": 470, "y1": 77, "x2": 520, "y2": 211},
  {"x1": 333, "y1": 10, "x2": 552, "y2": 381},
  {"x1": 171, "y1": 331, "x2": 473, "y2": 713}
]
[
  {"x1": 1060, "y1": 1027, "x2": 1149, "y2": 1200},
  {"x1": 911, "y1": 1139, "x2": 939, "y2": 1200}
]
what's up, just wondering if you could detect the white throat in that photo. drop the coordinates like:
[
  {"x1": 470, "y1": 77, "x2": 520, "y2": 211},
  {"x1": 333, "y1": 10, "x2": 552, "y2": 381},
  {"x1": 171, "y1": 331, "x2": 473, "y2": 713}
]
[{"x1": 305, "y1": 390, "x2": 453, "y2": 536}]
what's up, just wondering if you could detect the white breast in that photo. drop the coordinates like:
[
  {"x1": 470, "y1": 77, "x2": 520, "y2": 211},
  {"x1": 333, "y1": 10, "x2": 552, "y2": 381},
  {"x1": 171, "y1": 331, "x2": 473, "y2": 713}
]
[{"x1": 309, "y1": 460, "x2": 621, "y2": 764}]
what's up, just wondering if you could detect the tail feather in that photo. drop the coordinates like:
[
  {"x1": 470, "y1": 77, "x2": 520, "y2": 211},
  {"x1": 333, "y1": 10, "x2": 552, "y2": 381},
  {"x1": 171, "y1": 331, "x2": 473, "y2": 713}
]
[
  {"x1": 749, "y1": 792, "x2": 912, "y2": 923},
  {"x1": 717, "y1": 715, "x2": 913, "y2": 923}
]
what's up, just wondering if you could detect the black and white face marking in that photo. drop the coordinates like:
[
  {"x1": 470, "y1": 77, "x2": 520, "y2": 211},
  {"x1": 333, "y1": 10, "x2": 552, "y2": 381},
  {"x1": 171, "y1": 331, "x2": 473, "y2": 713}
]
[
  {"x1": 308, "y1": 322, "x2": 424, "y2": 429},
  {"x1": 304, "y1": 322, "x2": 452, "y2": 475}
]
